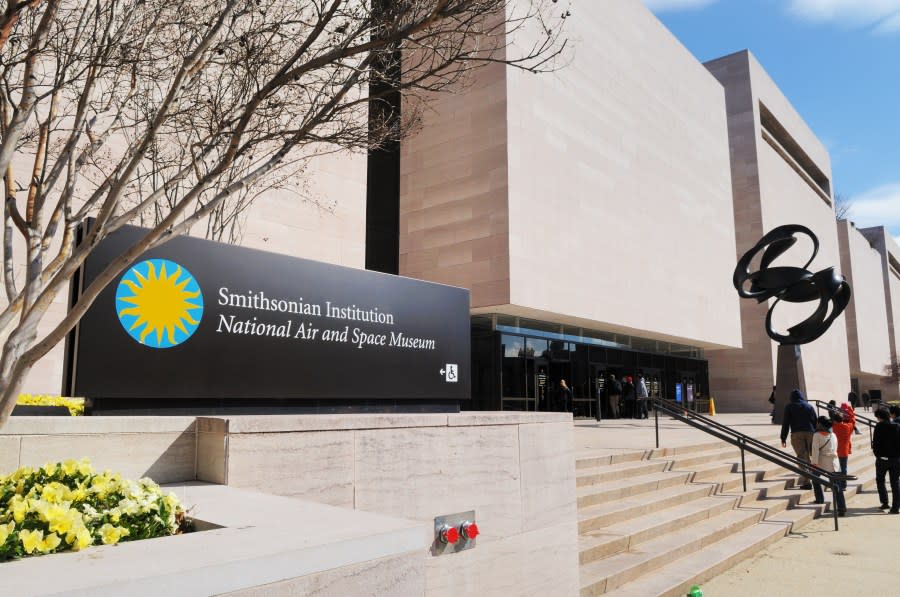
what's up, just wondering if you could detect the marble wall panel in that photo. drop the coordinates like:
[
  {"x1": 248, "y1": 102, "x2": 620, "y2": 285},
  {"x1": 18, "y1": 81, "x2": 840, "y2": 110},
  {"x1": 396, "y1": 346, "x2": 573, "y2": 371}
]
[
  {"x1": 353, "y1": 425, "x2": 522, "y2": 539},
  {"x1": 0, "y1": 436, "x2": 20, "y2": 473},
  {"x1": 226, "y1": 431, "x2": 354, "y2": 508},
  {"x1": 197, "y1": 430, "x2": 227, "y2": 484},
  {"x1": 424, "y1": 520, "x2": 579, "y2": 597},
  {"x1": 519, "y1": 422, "x2": 577, "y2": 531},
  {"x1": 17, "y1": 431, "x2": 195, "y2": 483},
  {"x1": 226, "y1": 552, "x2": 425, "y2": 597}
]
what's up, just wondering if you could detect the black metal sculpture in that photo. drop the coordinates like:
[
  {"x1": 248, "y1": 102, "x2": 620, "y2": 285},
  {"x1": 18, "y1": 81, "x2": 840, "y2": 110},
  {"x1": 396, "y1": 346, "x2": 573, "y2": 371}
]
[{"x1": 733, "y1": 224, "x2": 851, "y2": 345}]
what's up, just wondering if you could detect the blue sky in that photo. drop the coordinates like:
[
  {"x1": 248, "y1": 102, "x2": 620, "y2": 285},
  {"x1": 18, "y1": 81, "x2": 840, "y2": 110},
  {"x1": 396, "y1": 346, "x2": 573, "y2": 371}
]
[{"x1": 644, "y1": 0, "x2": 900, "y2": 245}]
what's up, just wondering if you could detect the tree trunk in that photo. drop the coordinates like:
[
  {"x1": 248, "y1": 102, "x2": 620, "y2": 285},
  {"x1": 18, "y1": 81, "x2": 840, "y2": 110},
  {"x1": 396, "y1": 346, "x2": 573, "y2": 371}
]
[{"x1": 0, "y1": 329, "x2": 37, "y2": 427}]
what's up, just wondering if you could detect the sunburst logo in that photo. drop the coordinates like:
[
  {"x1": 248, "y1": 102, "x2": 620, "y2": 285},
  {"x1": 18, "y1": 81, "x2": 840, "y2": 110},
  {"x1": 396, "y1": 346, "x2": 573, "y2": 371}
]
[{"x1": 115, "y1": 259, "x2": 204, "y2": 348}]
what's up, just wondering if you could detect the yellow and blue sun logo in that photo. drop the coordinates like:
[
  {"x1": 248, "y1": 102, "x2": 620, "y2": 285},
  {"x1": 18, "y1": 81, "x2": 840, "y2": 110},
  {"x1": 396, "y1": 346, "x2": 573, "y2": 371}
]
[{"x1": 115, "y1": 259, "x2": 204, "y2": 349}]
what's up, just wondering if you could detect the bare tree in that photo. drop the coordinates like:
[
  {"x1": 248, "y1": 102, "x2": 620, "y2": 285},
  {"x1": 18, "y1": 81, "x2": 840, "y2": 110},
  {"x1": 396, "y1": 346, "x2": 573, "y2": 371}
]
[
  {"x1": 0, "y1": 0, "x2": 571, "y2": 426},
  {"x1": 834, "y1": 192, "x2": 853, "y2": 220},
  {"x1": 886, "y1": 357, "x2": 900, "y2": 385}
]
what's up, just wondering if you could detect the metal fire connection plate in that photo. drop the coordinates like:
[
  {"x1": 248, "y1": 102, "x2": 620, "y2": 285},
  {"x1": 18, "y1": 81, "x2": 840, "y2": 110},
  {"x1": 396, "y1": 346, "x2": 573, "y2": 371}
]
[{"x1": 431, "y1": 510, "x2": 476, "y2": 556}]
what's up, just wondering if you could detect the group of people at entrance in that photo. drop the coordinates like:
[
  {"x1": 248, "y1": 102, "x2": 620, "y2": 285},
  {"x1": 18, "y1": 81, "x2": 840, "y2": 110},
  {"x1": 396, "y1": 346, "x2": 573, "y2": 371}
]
[
  {"x1": 605, "y1": 374, "x2": 649, "y2": 420},
  {"x1": 780, "y1": 388, "x2": 900, "y2": 516}
]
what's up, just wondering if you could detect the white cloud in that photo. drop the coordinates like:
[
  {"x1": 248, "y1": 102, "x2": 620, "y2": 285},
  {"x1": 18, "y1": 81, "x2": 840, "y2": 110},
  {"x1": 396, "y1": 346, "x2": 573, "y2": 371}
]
[
  {"x1": 642, "y1": 0, "x2": 718, "y2": 11},
  {"x1": 844, "y1": 184, "x2": 900, "y2": 234},
  {"x1": 874, "y1": 11, "x2": 900, "y2": 33},
  {"x1": 787, "y1": 0, "x2": 900, "y2": 31}
]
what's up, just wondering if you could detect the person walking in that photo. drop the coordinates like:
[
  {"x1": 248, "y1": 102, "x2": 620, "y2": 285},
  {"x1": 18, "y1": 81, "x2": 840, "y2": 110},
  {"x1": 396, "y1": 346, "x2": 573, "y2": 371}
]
[
  {"x1": 862, "y1": 392, "x2": 871, "y2": 412},
  {"x1": 872, "y1": 408, "x2": 900, "y2": 513},
  {"x1": 636, "y1": 375, "x2": 649, "y2": 419},
  {"x1": 607, "y1": 374, "x2": 621, "y2": 419},
  {"x1": 812, "y1": 415, "x2": 846, "y2": 515},
  {"x1": 841, "y1": 401, "x2": 862, "y2": 436},
  {"x1": 558, "y1": 379, "x2": 573, "y2": 414},
  {"x1": 780, "y1": 389, "x2": 817, "y2": 490},
  {"x1": 831, "y1": 410, "x2": 853, "y2": 503},
  {"x1": 622, "y1": 376, "x2": 636, "y2": 419},
  {"x1": 847, "y1": 391, "x2": 858, "y2": 410}
]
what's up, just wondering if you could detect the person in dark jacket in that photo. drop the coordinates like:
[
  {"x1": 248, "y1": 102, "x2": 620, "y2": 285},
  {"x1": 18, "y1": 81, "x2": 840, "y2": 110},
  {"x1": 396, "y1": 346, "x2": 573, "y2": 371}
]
[
  {"x1": 872, "y1": 408, "x2": 900, "y2": 513},
  {"x1": 780, "y1": 389, "x2": 817, "y2": 490},
  {"x1": 889, "y1": 405, "x2": 900, "y2": 425},
  {"x1": 622, "y1": 376, "x2": 636, "y2": 419},
  {"x1": 607, "y1": 374, "x2": 622, "y2": 419},
  {"x1": 557, "y1": 379, "x2": 573, "y2": 413}
]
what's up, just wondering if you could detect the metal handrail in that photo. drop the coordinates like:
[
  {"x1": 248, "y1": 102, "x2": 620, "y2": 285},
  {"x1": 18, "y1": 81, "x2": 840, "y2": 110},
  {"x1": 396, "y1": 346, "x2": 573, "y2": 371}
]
[
  {"x1": 652, "y1": 398, "x2": 851, "y2": 530},
  {"x1": 809, "y1": 399, "x2": 875, "y2": 445}
]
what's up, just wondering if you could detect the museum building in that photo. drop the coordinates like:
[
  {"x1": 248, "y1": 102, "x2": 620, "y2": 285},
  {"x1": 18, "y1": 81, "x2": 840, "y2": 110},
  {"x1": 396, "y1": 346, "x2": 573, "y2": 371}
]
[{"x1": 10, "y1": 0, "x2": 900, "y2": 411}]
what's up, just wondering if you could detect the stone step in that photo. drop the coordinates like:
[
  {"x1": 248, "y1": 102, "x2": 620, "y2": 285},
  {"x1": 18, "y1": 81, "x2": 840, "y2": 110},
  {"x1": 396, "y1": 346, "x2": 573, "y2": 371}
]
[
  {"x1": 646, "y1": 433, "x2": 782, "y2": 461},
  {"x1": 599, "y1": 507, "x2": 816, "y2": 597},
  {"x1": 577, "y1": 470, "x2": 692, "y2": 509},
  {"x1": 576, "y1": 450, "x2": 647, "y2": 470},
  {"x1": 579, "y1": 495, "x2": 739, "y2": 565},
  {"x1": 662, "y1": 447, "x2": 741, "y2": 469},
  {"x1": 579, "y1": 508, "x2": 769, "y2": 595},
  {"x1": 576, "y1": 459, "x2": 671, "y2": 487},
  {"x1": 578, "y1": 483, "x2": 716, "y2": 535},
  {"x1": 593, "y1": 477, "x2": 876, "y2": 597},
  {"x1": 576, "y1": 431, "x2": 877, "y2": 595}
]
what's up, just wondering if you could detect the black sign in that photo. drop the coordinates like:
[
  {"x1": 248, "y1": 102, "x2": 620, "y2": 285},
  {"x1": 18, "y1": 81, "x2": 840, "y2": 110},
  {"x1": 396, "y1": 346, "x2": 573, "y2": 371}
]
[{"x1": 65, "y1": 225, "x2": 470, "y2": 401}]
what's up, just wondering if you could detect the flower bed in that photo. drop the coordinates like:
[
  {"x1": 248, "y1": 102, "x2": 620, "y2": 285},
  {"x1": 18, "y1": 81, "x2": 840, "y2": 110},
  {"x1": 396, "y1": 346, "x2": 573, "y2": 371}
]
[
  {"x1": 15, "y1": 395, "x2": 85, "y2": 416},
  {"x1": 0, "y1": 459, "x2": 187, "y2": 561}
]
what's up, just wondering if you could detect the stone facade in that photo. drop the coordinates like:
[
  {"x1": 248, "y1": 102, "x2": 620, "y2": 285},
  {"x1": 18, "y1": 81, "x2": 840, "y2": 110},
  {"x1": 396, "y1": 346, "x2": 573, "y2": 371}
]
[
  {"x1": 837, "y1": 220, "x2": 893, "y2": 396},
  {"x1": 400, "y1": 0, "x2": 741, "y2": 351},
  {"x1": 705, "y1": 51, "x2": 851, "y2": 412},
  {"x1": 859, "y1": 226, "x2": 900, "y2": 401}
]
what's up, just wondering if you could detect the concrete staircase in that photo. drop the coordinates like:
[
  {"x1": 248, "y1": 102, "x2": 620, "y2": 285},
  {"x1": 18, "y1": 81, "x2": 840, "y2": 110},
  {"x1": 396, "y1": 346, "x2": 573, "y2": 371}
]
[{"x1": 577, "y1": 432, "x2": 878, "y2": 597}]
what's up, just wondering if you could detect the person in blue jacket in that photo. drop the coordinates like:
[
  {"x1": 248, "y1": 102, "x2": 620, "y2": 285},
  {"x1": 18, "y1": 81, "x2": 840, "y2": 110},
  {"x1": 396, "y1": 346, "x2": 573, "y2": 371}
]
[{"x1": 780, "y1": 389, "x2": 817, "y2": 490}]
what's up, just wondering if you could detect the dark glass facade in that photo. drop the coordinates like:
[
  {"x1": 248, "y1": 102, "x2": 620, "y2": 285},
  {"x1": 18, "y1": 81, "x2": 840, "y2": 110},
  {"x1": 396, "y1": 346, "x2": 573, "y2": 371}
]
[{"x1": 469, "y1": 315, "x2": 709, "y2": 417}]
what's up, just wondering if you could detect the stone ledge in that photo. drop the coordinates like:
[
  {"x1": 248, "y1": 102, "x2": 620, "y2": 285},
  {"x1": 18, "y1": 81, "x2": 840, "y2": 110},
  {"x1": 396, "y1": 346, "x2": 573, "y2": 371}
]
[
  {"x1": 0, "y1": 416, "x2": 198, "y2": 435},
  {"x1": 1, "y1": 412, "x2": 571, "y2": 438},
  {"x1": 0, "y1": 483, "x2": 429, "y2": 597},
  {"x1": 202, "y1": 411, "x2": 571, "y2": 434}
]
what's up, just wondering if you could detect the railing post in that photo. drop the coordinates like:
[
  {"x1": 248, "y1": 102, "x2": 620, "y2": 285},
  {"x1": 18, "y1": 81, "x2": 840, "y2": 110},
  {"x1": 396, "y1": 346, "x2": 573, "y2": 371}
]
[
  {"x1": 740, "y1": 438, "x2": 747, "y2": 493},
  {"x1": 655, "y1": 400, "x2": 660, "y2": 449},
  {"x1": 832, "y1": 483, "x2": 839, "y2": 531}
]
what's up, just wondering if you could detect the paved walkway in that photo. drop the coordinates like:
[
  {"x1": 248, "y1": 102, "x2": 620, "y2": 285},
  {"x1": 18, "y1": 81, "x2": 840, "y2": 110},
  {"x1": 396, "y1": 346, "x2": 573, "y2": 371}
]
[
  {"x1": 701, "y1": 489, "x2": 900, "y2": 596},
  {"x1": 575, "y1": 412, "x2": 896, "y2": 595}
]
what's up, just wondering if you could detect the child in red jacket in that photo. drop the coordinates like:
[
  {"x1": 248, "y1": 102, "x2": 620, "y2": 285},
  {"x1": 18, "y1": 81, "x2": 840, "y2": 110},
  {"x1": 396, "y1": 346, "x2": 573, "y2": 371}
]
[{"x1": 832, "y1": 407, "x2": 855, "y2": 495}]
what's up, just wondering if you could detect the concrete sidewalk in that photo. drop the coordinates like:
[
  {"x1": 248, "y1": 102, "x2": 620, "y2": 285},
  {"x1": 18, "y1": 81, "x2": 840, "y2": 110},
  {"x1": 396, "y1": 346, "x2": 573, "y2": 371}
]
[{"x1": 701, "y1": 488, "x2": 900, "y2": 596}]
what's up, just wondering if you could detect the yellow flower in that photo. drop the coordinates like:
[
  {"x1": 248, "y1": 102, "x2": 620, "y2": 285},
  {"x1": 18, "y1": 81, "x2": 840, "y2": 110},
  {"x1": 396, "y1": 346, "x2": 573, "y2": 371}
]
[
  {"x1": 108, "y1": 507, "x2": 122, "y2": 524},
  {"x1": 72, "y1": 527, "x2": 92, "y2": 550},
  {"x1": 11, "y1": 495, "x2": 28, "y2": 523},
  {"x1": 47, "y1": 508, "x2": 79, "y2": 536},
  {"x1": 20, "y1": 529, "x2": 43, "y2": 554},
  {"x1": 42, "y1": 462, "x2": 57, "y2": 476},
  {"x1": 62, "y1": 459, "x2": 80, "y2": 477},
  {"x1": 68, "y1": 484, "x2": 87, "y2": 502},
  {"x1": 99, "y1": 523, "x2": 127, "y2": 545},
  {"x1": 90, "y1": 475, "x2": 110, "y2": 496},
  {"x1": 77, "y1": 458, "x2": 92, "y2": 476},
  {"x1": 41, "y1": 482, "x2": 68, "y2": 504},
  {"x1": 165, "y1": 492, "x2": 181, "y2": 512},
  {"x1": 41, "y1": 532, "x2": 61, "y2": 553},
  {"x1": 0, "y1": 521, "x2": 14, "y2": 544}
]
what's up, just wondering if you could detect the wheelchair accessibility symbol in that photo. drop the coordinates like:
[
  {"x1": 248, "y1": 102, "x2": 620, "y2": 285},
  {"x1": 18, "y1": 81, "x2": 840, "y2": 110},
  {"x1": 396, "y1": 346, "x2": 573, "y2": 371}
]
[{"x1": 440, "y1": 364, "x2": 458, "y2": 383}]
